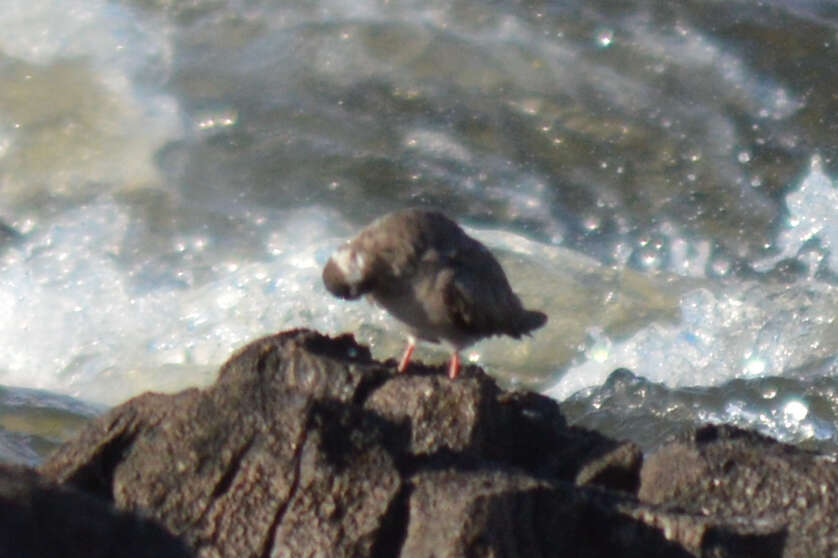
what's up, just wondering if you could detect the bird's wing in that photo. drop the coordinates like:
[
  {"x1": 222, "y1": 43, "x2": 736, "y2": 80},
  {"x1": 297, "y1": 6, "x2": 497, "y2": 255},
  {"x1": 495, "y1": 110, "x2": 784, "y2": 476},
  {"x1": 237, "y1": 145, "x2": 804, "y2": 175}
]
[{"x1": 442, "y1": 242, "x2": 525, "y2": 338}]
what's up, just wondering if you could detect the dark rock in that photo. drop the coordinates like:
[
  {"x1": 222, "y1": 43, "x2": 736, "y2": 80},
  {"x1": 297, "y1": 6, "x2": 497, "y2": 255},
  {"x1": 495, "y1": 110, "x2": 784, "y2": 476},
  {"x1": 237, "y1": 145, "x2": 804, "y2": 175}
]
[
  {"x1": 363, "y1": 366, "x2": 498, "y2": 458},
  {"x1": 42, "y1": 330, "x2": 398, "y2": 557},
  {"x1": 640, "y1": 424, "x2": 838, "y2": 557},
  {"x1": 0, "y1": 463, "x2": 189, "y2": 558},
  {"x1": 0, "y1": 220, "x2": 20, "y2": 248},
  {"x1": 36, "y1": 330, "x2": 838, "y2": 557},
  {"x1": 402, "y1": 469, "x2": 695, "y2": 558},
  {"x1": 574, "y1": 439, "x2": 643, "y2": 492}
]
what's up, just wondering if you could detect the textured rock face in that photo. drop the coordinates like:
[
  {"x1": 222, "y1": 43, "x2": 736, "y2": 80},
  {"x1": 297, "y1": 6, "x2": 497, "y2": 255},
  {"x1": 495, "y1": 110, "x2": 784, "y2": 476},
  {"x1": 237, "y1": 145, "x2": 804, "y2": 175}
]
[
  {"x1": 41, "y1": 331, "x2": 402, "y2": 557},
  {"x1": 640, "y1": 425, "x2": 838, "y2": 558},
  {"x1": 0, "y1": 463, "x2": 190, "y2": 558},
  {"x1": 37, "y1": 330, "x2": 639, "y2": 557},
  {"x1": 31, "y1": 329, "x2": 838, "y2": 557}
]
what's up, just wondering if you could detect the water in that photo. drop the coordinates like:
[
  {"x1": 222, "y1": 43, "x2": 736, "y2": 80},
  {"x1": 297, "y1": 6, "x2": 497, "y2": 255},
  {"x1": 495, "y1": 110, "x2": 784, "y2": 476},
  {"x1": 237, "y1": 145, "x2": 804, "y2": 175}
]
[
  {"x1": 1, "y1": 0, "x2": 838, "y2": 463},
  {"x1": 0, "y1": 386, "x2": 101, "y2": 466}
]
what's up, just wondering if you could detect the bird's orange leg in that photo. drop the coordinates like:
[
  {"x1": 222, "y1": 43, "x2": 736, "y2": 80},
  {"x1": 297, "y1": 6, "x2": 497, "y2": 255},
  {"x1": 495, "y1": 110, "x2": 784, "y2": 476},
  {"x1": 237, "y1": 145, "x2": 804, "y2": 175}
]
[
  {"x1": 398, "y1": 339, "x2": 416, "y2": 373},
  {"x1": 448, "y1": 351, "x2": 461, "y2": 379}
]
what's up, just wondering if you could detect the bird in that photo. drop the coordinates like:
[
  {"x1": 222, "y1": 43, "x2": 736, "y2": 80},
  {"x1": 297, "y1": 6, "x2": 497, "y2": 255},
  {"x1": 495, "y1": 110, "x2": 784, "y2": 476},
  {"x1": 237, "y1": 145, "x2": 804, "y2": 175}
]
[{"x1": 322, "y1": 209, "x2": 547, "y2": 379}]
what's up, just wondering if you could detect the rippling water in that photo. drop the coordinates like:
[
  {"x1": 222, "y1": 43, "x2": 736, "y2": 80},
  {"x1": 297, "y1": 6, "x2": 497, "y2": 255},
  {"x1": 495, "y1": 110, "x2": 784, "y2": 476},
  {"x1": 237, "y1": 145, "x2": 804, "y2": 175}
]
[{"x1": 1, "y1": 0, "x2": 838, "y2": 463}]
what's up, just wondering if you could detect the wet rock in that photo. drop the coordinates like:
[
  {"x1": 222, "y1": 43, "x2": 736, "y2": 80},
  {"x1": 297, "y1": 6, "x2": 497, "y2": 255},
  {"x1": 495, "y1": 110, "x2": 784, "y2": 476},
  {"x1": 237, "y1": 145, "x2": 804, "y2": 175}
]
[
  {"x1": 402, "y1": 469, "x2": 694, "y2": 558},
  {"x1": 0, "y1": 463, "x2": 189, "y2": 558},
  {"x1": 0, "y1": 220, "x2": 20, "y2": 247},
  {"x1": 575, "y1": 438, "x2": 643, "y2": 491},
  {"x1": 36, "y1": 329, "x2": 838, "y2": 557},
  {"x1": 640, "y1": 424, "x2": 838, "y2": 557}
]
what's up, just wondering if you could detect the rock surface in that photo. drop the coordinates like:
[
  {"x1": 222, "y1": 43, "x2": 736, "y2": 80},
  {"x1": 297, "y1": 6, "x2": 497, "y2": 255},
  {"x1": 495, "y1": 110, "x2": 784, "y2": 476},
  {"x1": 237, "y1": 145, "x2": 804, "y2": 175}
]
[
  {"x1": 29, "y1": 329, "x2": 838, "y2": 557},
  {"x1": 640, "y1": 425, "x2": 838, "y2": 557},
  {"x1": 0, "y1": 463, "x2": 190, "y2": 558}
]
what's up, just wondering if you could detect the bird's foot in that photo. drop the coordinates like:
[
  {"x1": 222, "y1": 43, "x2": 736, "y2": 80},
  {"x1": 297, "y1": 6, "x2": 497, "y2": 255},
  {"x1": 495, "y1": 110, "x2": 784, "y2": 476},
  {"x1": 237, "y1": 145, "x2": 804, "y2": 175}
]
[
  {"x1": 397, "y1": 340, "x2": 415, "y2": 373},
  {"x1": 448, "y1": 351, "x2": 460, "y2": 379}
]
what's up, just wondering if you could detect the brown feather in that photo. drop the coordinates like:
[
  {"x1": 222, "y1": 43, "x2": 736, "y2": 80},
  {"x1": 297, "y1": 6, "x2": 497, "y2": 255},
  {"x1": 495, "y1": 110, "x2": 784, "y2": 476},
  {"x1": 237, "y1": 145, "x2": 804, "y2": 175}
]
[{"x1": 323, "y1": 208, "x2": 547, "y2": 357}]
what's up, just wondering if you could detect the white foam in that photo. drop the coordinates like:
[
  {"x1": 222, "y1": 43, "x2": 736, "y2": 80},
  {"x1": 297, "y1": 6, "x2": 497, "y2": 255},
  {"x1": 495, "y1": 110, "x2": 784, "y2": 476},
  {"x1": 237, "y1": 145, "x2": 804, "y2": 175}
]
[
  {"x1": 0, "y1": 202, "x2": 357, "y2": 404},
  {"x1": 546, "y1": 280, "x2": 838, "y2": 400},
  {"x1": 755, "y1": 156, "x2": 838, "y2": 274},
  {"x1": 0, "y1": 0, "x2": 180, "y2": 208},
  {"x1": 0, "y1": 0, "x2": 171, "y2": 70}
]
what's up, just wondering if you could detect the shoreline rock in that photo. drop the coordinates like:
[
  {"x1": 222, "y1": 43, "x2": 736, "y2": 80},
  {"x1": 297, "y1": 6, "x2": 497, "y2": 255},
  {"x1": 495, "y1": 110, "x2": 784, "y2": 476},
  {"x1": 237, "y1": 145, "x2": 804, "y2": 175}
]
[
  {"x1": 3, "y1": 328, "x2": 833, "y2": 557},
  {"x1": 0, "y1": 463, "x2": 190, "y2": 558}
]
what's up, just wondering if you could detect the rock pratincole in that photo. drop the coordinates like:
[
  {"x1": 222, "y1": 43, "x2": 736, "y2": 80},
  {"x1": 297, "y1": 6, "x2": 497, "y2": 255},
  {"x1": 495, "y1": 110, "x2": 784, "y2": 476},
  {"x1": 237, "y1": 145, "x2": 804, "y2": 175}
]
[{"x1": 322, "y1": 209, "x2": 547, "y2": 379}]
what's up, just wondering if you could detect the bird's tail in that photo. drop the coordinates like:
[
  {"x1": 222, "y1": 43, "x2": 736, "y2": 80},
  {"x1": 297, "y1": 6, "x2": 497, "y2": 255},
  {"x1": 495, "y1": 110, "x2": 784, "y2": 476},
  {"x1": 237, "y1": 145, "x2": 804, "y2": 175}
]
[{"x1": 514, "y1": 309, "x2": 547, "y2": 336}]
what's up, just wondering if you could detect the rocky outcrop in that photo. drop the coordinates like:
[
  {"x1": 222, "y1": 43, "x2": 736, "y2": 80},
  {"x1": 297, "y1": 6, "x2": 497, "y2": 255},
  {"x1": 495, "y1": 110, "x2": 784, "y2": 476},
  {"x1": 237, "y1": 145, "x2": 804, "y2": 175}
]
[
  {"x1": 640, "y1": 425, "x2": 838, "y2": 557},
  {"x1": 28, "y1": 329, "x2": 838, "y2": 557},
  {"x1": 0, "y1": 463, "x2": 190, "y2": 558}
]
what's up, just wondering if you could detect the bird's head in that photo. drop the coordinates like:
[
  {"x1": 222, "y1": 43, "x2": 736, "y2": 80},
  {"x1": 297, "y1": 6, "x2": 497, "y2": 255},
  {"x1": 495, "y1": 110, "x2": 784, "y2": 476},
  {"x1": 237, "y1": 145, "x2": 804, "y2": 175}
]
[{"x1": 322, "y1": 245, "x2": 374, "y2": 300}]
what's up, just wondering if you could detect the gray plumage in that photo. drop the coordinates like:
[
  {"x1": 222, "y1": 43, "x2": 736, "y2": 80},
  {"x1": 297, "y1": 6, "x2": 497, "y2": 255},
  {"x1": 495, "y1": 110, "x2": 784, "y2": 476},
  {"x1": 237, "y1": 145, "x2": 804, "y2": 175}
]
[{"x1": 322, "y1": 209, "x2": 547, "y2": 377}]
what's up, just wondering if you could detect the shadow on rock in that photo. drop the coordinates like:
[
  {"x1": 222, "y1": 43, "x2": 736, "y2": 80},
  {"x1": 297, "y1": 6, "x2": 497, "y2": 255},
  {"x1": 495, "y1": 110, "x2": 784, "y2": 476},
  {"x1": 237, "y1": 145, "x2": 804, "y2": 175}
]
[{"x1": 0, "y1": 463, "x2": 190, "y2": 558}]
